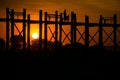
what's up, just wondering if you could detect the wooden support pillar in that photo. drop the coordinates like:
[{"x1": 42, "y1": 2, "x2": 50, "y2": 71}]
[
  {"x1": 113, "y1": 14, "x2": 117, "y2": 50},
  {"x1": 11, "y1": 9, "x2": 14, "y2": 51},
  {"x1": 55, "y1": 11, "x2": 58, "y2": 46},
  {"x1": 6, "y1": 8, "x2": 9, "y2": 51},
  {"x1": 39, "y1": 10, "x2": 42, "y2": 50},
  {"x1": 73, "y1": 13, "x2": 76, "y2": 44},
  {"x1": 71, "y1": 12, "x2": 74, "y2": 45},
  {"x1": 23, "y1": 9, "x2": 26, "y2": 52},
  {"x1": 85, "y1": 16, "x2": 89, "y2": 48},
  {"x1": 27, "y1": 14, "x2": 30, "y2": 53},
  {"x1": 99, "y1": 15, "x2": 103, "y2": 48},
  {"x1": 59, "y1": 13, "x2": 62, "y2": 45},
  {"x1": 44, "y1": 12, "x2": 47, "y2": 49}
]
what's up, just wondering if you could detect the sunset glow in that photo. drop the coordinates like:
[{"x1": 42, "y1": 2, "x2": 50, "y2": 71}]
[
  {"x1": 0, "y1": 1, "x2": 120, "y2": 78},
  {"x1": 32, "y1": 33, "x2": 39, "y2": 39},
  {"x1": 0, "y1": 0, "x2": 120, "y2": 46}
]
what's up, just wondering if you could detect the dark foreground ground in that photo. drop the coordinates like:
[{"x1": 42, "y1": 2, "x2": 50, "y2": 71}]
[{"x1": 1, "y1": 47, "x2": 120, "y2": 80}]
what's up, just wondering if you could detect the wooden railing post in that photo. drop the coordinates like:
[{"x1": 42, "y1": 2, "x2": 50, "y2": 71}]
[
  {"x1": 23, "y1": 9, "x2": 26, "y2": 52},
  {"x1": 99, "y1": 15, "x2": 103, "y2": 48},
  {"x1": 55, "y1": 11, "x2": 58, "y2": 46},
  {"x1": 85, "y1": 16, "x2": 89, "y2": 49},
  {"x1": 113, "y1": 14, "x2": 117, "y2": 50},
  {"x1": 11, "y1": 9, "x2": 14, "y2": 52},
  {"x1": 71, "y1": 12, "x2": 74, "y2": 45},
  {"x1": 59, "y1": 13, "x2": 62, "y2": 45},
  {"x1": 39, "y1": 10, "x2": 42, "y2": 50},
  {"x1": 27, "y1": 14, "x2": 30, "y2": 53},
  {"x1": 6, "y1": 8, "x2": 9, "y2": 51},
  {"x1": 44, "y1": 12, "x2": 47, "y2": 50},
  {"x1": 73, "y1": 13, "x2": 76, "y2": 44}
]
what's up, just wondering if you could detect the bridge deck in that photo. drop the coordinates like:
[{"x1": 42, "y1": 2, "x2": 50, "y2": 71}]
[{"x1": 0, "y1": 18, "x2": 120, "y2": 27}]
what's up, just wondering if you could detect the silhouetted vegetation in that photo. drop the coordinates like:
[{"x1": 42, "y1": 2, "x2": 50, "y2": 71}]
[
  {"x1": 10, "y1": 35, "x2": 24, "y2": 50},
  {"x1": 30, "y1": 39, "x2": 62, "y2": 52},
  {"x1": 0, "y1": 38, "x2": 119, "y2": 80},
  {"x1": 0, "y1": 38, "x2": 119, "y2": 64}
]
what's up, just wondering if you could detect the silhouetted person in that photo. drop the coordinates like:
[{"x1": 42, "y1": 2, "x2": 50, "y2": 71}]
[{"x1": 63, "y1": 9, "x2": 69, "y2": 21}]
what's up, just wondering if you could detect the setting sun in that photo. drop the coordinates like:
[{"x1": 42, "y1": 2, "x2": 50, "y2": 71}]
[{"x1": 32, "y1": 33, "x2": 39, "y2": 39}]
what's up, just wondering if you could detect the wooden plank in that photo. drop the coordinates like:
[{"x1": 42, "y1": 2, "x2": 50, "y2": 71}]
[{"x1": 0, "y1": 18, "x2": 120, "y2": 27}]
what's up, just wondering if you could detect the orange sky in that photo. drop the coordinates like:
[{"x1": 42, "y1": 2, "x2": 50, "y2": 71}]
[
  {"x1": 0, "y1": 0, "x2": 120, "y2": 45},
  {"x1": 0, "y1": 0, "x2": 120, "y2": 21}
]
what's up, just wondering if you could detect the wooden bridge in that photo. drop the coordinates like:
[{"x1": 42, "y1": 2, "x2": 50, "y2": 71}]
[{"x1": 0, "y1": 8, "x2": 120, "y2": 52}]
